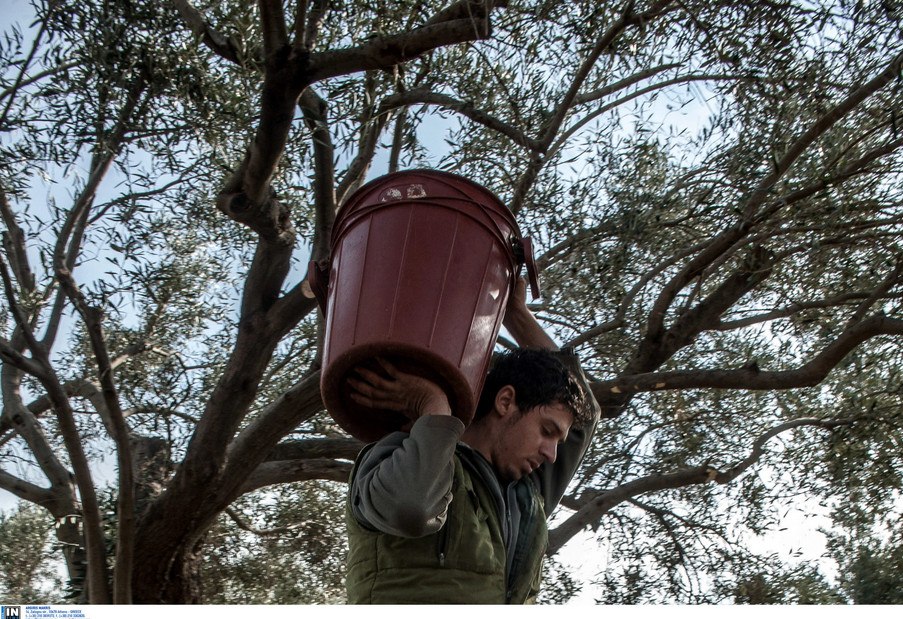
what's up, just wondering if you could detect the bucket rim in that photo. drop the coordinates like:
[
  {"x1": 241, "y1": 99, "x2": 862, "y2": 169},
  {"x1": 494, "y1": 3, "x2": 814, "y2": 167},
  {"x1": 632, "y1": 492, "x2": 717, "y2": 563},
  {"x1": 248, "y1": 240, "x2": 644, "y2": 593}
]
[
  {"x1": 332, "y1": 195, "x2": 517, "y2": 247},
  {"x1": 337, "y1": 168, "x2": 516, "y2": 222}
]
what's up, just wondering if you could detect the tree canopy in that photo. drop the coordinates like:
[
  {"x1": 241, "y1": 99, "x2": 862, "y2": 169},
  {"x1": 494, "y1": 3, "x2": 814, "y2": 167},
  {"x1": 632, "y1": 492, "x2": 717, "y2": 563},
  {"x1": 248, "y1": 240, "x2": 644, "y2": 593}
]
[{"x1": 1, "y1": 0, "x2": 902, "y2": 604}]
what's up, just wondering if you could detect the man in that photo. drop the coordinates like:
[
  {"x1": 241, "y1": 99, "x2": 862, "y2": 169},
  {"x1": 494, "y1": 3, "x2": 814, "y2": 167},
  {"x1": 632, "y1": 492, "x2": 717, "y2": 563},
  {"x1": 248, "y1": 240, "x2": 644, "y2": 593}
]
[{"x1": 344, "y1": 279, "x2": 600, "y2": 604}]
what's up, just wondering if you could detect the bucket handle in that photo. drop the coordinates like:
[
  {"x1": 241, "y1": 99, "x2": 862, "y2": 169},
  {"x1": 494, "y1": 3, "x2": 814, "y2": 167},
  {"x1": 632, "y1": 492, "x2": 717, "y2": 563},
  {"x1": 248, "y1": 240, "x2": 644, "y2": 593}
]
[
  {"x1": 307, "y1": 259, "x2": 329, "y2": 314},
  {"x1": 513, "y1": 237, "x2": 541, "y2": 300}
]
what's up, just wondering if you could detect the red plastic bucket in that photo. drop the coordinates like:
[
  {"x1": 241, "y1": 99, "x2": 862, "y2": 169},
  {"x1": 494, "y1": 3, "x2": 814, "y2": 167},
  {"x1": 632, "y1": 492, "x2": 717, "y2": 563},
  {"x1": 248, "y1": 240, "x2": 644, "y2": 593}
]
[{"x1": 309, "y1": 170, "x2": 539, "y2": 442}]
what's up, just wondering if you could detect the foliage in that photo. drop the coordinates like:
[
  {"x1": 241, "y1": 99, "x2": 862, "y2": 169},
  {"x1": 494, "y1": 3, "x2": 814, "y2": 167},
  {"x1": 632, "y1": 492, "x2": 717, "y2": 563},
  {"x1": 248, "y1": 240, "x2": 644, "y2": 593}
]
[
  {"x1": 828, "y1": 522, "x2": 903, "y2": 604},
  {"x1": 728, "y1": 565, "x2": 844, "y2": 605},
  {"x1": 200, "y1": 482, "x2": 347, "y2": 604},
  {"x1": 0, "y1": 0, "x2": 902, "y2": 604},
  {"x1": 537, "y1": 557, "x2": 583, "y2": 604},
  {"x1": 0, "y1": 503, "x2": 64, "y2": 602}
]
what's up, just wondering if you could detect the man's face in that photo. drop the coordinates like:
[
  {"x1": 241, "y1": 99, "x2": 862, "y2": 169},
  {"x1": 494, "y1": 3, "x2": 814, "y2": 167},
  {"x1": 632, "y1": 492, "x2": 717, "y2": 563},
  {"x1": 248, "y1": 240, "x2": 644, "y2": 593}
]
[{"x1": 492, "y1": 402, "x2": 574, "y2": 482}]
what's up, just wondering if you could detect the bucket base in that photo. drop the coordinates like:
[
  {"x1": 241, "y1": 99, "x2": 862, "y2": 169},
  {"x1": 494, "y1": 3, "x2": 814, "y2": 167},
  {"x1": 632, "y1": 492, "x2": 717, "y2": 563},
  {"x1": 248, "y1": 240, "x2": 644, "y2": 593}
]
[{"x1": 321, "y1": 342, "x2": 476, "y2": 443}]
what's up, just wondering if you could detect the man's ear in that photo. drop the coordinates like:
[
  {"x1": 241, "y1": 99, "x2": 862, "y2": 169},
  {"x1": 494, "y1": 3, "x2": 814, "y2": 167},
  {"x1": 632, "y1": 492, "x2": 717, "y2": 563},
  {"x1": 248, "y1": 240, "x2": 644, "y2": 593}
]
[{"x1": 493, "y1": 385, "x2": 517, "y2": 417}]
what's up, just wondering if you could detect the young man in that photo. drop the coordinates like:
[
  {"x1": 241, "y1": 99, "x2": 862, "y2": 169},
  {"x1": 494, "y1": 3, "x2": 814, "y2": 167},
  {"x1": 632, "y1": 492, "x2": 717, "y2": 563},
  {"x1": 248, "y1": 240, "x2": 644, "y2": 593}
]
[{"x1": 344, "y1": 279, "x2": 600, "y2": 604}]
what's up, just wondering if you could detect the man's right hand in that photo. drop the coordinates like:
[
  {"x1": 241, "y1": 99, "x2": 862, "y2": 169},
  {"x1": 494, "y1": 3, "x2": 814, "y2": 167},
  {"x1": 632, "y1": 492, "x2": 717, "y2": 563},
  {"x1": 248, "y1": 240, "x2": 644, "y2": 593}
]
[{"x1": 348, "y1": 358, "x2": 451, "y2": 421}]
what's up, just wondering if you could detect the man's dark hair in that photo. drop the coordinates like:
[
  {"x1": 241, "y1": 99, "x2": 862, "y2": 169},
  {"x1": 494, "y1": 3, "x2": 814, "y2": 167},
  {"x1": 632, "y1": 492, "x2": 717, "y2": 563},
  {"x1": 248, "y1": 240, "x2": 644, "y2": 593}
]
[{"x1": 474, "y1": 348, "x2": 591, "y2": 426}]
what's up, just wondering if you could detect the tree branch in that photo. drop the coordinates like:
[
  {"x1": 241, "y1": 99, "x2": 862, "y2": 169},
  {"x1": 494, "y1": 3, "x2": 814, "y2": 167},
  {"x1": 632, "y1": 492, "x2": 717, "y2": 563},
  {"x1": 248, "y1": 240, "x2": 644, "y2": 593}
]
[
  {"x1": 594, "y1": 314, "x2": 903, "y2": 397},
  {"x1": 743, "y1": 48, "x2": 903, "y2": 220},
  {"x1": 573, "y1": 62, "x2": 680, "y2": 105},
  {"x1": 388, "y1": 106, "x2": 407, "y2": 173},
  {"x1": 0, "y1": 3, "x2": 54, "y2": 129},
  {"x1": 423, "y1": 0, "x2": 507, "y2": 27},
  {"x1": 536, "y1": 219, "x2": 620, "y2": 271},
  {"x1": 712, "y1": 416, "x2": 855, "y2": 485},
  {"x1": 172, "y1": 0, "x2": 243, "y2": 64},
  {"x1": 298, "y1": 0, "x2": 329, "y2": 51},
  {"x1": 335, "y1": 86, "x2": 394, "y2": 204},
  {"x1": 629, "y1": 245, "x2": 775, "y2": 372},
  {"x1": 548, "y1": 463, "x2": 716, "y2": 554},
  {"x1": 564, "y1": 230, "x2": 721, "y2": 350},
  {"x1": 0, "y1": 383, "x2": 73, "y2": 493},
  {"x1": 54, "y1": 268, "x2": 135, "y2": 603},
  {"x1": 265, "y1": 437, "x2": 364, "y2": 462},
  {"x1": 46, "y1": 75, "x2": 148, "y2": 351},
  {"x1": 21, "y1": 352, "x2": 111, "y2": 603},
  {"x1": 1, "y1": 190, "x2": 36, "y2": 294},
  {"x1": 224, "y1": 507, "x2": 304, "y2": 537},
  {"x1": 88, "y1": 164, "x2": 204, "y2": 226},
  {"x1": 641, "y1": 225, "x2": 753, "y2": 355},
  {"x1": 0, "y1": 468, "x2": 54, "y2": 506},
  {"x1": 715, "y1": 291, "x2": 902, "y2": 331},
  {"x1": 548, "y1": 73, "x2": 753, "y2": 161},
  {"x1": 0, "y1": 60, "x2": 79, "y2": 105},
  {"x1": 637, "y1": 52, "x2": 903, "y2": 363},
  {"x1": 0, "y1": 272, "x2": 72, "y2": 494},
  {"x1": 627, "y1": 497, "x2": 726, "y2": 539},
  {"x1": 307, "y1": 12, "x2": 497, "y2": 82},
  {"x1": 844, "y1": 256, "x2": 903, "y2": 328},
  {"x1": 10, "y1": 122, "x2": 162, "y2": 602},
  {"x1": 379, "y1": 87, "x2": 540, "y2": 150},
  {"x1": 510, "y1": 0, "x2": 677, "y2": 214},
  {"x1": 0, "y1": 256, "x2": 47, "y2": 373},
  {"x1": 548, "y1": 415, "x2": 859, "y2": 554},
  {"x1": 0, "y1": 337, "x2": 44, "y2": 379},
  {"x1": 241, "y1": 89, "x2": 331, "y2": 337},
  {"x1": 3, "y1": 343, "x2": 154, "y2": 430},
  {"x1": 222, "y1": 371, "x2": 325, "y2": 491},
  {"x1": 299, "y1": 87, "x2": 336, "y2": 264},
  {"x1": 239, "y1": 458, "x2": 353, "y2": 494},
  {"x1": 21, "y1": 74, "x2": 154, "y2": 602},
  {"x1": 220, "y1": 1, "x2": 502, "y2": 241},
  {"x1": 258, "y1": 0, "x2": 289, "y2": 58}
]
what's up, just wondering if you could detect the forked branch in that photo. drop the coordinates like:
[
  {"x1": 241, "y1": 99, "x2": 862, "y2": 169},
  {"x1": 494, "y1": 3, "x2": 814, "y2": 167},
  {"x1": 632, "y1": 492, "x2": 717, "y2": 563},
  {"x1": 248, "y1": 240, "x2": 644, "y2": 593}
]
[{"x1": 548, "y1": 415, "x2": 860, "y2": 554}]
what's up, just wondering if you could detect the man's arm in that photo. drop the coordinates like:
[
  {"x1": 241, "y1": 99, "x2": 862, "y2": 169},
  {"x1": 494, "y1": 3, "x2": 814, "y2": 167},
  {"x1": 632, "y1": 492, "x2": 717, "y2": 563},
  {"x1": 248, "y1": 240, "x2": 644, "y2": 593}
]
[
  {"x1": 532, "y1": 350, "x2": 601, "y2": 513},
  {"x1": 503, "y1": 277, "x2": 558, "y2": 351},
  {"x1": 503, "y1": 277, "x2": 601, "y2": 512},
  {"x1": 347, "y1": 360, "x2": 463, "y2": 537},
  {"x1": 350, "y1": 415, "x2": 464, "y2": 537}
]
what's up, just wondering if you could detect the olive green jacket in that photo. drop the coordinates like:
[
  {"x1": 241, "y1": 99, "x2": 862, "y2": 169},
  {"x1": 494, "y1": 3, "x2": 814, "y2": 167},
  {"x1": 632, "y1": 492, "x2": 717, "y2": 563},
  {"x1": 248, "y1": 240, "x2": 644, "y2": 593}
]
[{"x1": 346, "y1": 443, "x2": 547, "y2": 603}]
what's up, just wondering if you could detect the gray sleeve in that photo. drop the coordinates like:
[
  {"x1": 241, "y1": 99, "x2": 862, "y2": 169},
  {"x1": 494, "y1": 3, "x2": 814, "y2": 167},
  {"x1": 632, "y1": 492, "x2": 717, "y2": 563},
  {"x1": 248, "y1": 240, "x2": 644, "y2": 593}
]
[
  {"x1": 350, "y1": 414, "x2": 465, "y2": 538},
  {"x1": 533, "y1": 349, "x2": 601, "y2": 514}
]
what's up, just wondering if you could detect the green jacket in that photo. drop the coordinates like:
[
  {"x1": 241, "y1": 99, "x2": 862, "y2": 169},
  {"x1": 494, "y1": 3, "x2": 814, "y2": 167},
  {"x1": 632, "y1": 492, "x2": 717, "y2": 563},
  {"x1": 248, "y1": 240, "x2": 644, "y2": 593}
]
[{"x1": 346, "y1": 441, "x2": 547, "y2": 604}]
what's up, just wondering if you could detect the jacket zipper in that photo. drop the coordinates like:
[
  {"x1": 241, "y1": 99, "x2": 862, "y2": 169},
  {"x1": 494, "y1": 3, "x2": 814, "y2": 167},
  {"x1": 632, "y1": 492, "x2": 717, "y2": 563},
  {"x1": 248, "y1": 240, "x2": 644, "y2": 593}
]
[
  {"x1": 505, "y1": 499, "x2": 514, "y2": 602},
  {"x1": 437, "y1": 520, "x2": 450, "y2": 567}
]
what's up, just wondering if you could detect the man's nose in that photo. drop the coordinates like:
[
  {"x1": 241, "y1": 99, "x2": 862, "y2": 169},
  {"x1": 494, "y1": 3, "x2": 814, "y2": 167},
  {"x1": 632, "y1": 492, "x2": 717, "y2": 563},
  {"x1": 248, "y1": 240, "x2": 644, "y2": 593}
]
[{"x1": 541, "y1": 441, "x2": 557, "y2": 464}]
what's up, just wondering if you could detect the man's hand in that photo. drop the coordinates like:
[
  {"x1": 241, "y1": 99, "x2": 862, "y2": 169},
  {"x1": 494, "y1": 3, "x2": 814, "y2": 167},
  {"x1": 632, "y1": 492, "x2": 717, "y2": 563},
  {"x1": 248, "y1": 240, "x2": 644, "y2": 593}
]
[{"x1": 348, "y1": 358, "x2": 451, "y2": 421}]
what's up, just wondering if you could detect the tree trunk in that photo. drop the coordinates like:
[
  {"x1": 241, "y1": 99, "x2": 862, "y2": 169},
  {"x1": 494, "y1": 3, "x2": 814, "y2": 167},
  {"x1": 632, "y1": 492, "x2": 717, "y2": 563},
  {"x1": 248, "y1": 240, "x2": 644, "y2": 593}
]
[
  {"x1": 56, "y1": 516, "x2": 89, "y2": 604},
  {"x1": 131, "y1": 538, "x2": 205, "y2": 604}
]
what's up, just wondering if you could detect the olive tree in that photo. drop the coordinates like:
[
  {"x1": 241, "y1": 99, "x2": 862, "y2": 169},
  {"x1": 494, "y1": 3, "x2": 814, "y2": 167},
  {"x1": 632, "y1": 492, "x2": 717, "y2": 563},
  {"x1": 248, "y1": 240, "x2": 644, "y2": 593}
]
[{"x1": 1, "y1": 0, "x2": 901, "y2": 603}]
